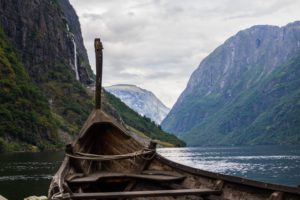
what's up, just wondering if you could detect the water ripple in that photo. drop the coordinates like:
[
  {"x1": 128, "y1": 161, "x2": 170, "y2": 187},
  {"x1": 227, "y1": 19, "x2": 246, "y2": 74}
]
[
  {"x1": 0, "y1": 174, "x2": 53, "y2": 181},
  {"x1": 158, "y1": 146, "x2": 300, "y2": 186}
]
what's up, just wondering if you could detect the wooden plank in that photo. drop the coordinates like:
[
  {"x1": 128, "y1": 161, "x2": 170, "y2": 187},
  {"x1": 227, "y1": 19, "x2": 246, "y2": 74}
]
[
  {"x1": 67, "y1": 172, "x2": 185, "y2": 183},
  {"x1": 142, "y1": 170, "x2": 184, "y2": 177},
  {"x1": 63, "y1": 189, "x2": 221, "y2": 199}
]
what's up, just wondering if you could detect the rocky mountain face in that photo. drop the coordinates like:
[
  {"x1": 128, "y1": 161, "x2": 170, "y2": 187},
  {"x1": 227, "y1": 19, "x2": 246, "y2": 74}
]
[
  {"x1": 106, "y1": 84, "x2": 170, "y2": 124},
  {"x1": 0, "y1": 0, "x2": 93, "y2": 84},
  {"x1": 162, "y1": 21, "x2": 300, "y2": 146},
  {"x1": 57, "y1": 0, "x2": 94, "y2": 83},
  {"x1": 0, "y1": 0, "x2": 184, "y2": 151},
  {"x1": 0, "y1": 0, "x2": 94, "y2": 151}
]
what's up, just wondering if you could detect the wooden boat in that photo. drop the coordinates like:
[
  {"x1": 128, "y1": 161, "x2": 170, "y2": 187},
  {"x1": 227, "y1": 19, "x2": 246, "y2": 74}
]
[{"x1": 48, "y1": 38, "x2": 300, "y2": 200}]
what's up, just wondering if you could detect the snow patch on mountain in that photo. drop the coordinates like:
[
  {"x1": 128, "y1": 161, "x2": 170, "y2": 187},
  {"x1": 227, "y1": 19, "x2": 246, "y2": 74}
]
[{"x1": 105, "y1": 84, "x2": 170, "y2": 124}]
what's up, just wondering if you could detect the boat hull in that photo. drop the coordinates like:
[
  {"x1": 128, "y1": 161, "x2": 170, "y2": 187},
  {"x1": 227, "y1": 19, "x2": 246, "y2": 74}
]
[{"x1": 48, "y1": 109, "x2": 300, "y2": 200}]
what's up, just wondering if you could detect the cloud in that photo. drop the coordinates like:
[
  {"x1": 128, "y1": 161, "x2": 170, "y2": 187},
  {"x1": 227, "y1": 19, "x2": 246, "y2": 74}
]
[{"x1": 69, "y1": 0, "x2": 300, "y2": 107}]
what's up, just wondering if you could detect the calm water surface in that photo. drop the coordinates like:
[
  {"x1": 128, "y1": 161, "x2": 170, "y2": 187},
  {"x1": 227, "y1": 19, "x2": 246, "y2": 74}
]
[
  {"x1": 0, "y1": 151, "x2": 64, "y2": 200},
  {"x1": 0, "y1": 145, "x2": 300, "y2": 199}
]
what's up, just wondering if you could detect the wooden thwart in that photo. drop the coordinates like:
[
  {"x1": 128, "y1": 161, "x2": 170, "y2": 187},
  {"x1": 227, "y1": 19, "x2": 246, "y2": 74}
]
[
  {"x1": 67, "y1": 172, "x2": 185, "y2": 183},
  {"x1": 62, "y1": 189, "x2": 221, "y2": 199}
]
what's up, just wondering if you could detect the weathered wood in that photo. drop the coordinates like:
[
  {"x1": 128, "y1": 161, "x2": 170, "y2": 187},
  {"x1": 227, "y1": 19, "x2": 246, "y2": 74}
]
[
  {"x1": 94, "y1": 38, "x2": 103, "y2": 109},
  {"x1": 76, "y1": 122, "x2": 144, "y2": 173},
  {"x1": 62, "y1": 189, "x2": 221, "y2": 199},
  {"x1": 121, "y1": 140, "x2": 158, "y2": 194},
  {"x1": 65, "y1": 144, "x2": 84, "y2": 173},
  {"x1": 205, "y1": 195, "x2": 226, "y2": 200},
  {"x1": 67, "y1": 149, "x2": 154, "y2": 161},
  {"x1": 142, "y1": 170, "x2": 184, "y2": 177},
  {"x1": 67, "y1": 172, "x2": 185, "y2": 183},
  {"x1": 214, "y1": 180, "x2": 224, "y2": 191},
  {"x1": 159, "y1": 182, "x2": 189, "y2": 190}
]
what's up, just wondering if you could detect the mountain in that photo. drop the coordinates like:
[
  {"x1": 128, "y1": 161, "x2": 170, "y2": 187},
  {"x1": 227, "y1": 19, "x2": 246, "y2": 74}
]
[
  {"x1": 0, "y1": 0, "x2": 184, "y2": 151},
  {"x1": 106, "y1": 84, "x2": 170, "y2": 124},
  {"x1": 162, "y1": 21, "x2": 300, "y2": 146},
  {"x1": 0, "y1": 0, "x2": 95, "y2": 151}
]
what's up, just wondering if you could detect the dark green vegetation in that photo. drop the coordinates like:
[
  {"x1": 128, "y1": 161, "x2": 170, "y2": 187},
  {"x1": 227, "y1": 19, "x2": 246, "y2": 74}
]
[
  {"x1": 162, "y1": 22, "x2": 300, "y2": 146},
  {"x1": 105, "y1": 91, "x2": 186, "y2": 147},
  {"x1": 42, "y1": 64, "x2": 93, "y2": 136},
  {"x1": 0, "y1": 28, "x2": 59, "y2": 152}
]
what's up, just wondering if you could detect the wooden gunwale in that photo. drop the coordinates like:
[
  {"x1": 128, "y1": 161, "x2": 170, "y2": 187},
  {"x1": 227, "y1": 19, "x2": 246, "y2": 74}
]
[
  {"x1": 76, "y1": 111, "x2": 132, "y2": 143},
  {"x1": 155, "y1": 153, "x2": 300, "y2": 195}
]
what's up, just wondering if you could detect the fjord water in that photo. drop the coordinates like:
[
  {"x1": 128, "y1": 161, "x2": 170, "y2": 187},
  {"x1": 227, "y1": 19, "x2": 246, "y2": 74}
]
[
  {"x1": 158, "y1": 145, "x2": 300, "y2": 186},
  {"x1": 0, "y1": 146, "x2": 300, "y2": 199},
  {"x1": 0, "y1": 151, "x2": 64, "y2": 200}
]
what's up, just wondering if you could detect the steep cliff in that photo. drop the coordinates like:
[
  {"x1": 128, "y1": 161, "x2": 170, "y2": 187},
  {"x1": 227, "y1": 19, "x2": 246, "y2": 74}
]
[
  {"x1": 57, "y1": 0, "x2": 94, "y2": 84},
  {"x1": 162, "y1": 21, "x2": 300, "y2": 146},
  {"x1": 0, "y1": 0, "x2": 93, "y2": 84}
]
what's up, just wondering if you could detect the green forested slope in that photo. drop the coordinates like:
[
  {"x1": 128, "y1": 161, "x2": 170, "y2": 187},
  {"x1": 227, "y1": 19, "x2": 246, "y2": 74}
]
[
  {"x1": 105, "y1": 91, "x2": 186, "y2": 147},
  {"x1": 184, "y1": 54, "x2": 300, "y2": 146},
  {"x1": 0, "y1": 28, "x2": 59, "y2": 152}
]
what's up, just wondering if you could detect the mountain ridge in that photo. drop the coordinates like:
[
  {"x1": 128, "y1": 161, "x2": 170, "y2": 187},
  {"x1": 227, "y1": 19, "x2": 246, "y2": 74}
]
[
  {"x1": 106, "y1": 84, "x2": 170, "y2": 124},
  {"x1": 162, "y1": 21, "x2": 300, "y2": 145}
]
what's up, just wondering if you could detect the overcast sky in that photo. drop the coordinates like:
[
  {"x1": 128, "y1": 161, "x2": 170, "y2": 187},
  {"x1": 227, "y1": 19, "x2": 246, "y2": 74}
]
[{"x1": 69, "y1": 0, "x2": 300, "y2": 107}]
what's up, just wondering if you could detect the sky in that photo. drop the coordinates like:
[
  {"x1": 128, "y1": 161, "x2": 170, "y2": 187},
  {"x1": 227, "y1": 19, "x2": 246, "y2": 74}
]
[{"x1": 69, "y1": 0, "x2": 300, "y2": 108}]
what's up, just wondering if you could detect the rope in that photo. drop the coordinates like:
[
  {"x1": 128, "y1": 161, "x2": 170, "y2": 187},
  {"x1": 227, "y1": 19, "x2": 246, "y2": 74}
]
[
  {"x1": 66, "y1": 149, "x2": 155, "y2": 161},
  {"x1": 140, "y1": 150, "x2": 156, "y2": 160}
]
